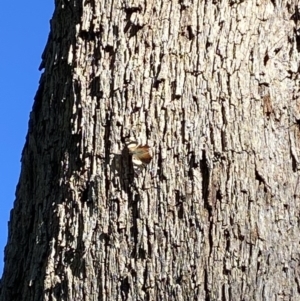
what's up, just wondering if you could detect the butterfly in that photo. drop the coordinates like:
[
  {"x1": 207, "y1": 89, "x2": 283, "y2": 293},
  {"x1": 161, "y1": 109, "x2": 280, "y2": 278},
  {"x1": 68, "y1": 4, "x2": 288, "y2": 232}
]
[{"x1": 125, "y1": 139, "x2": 152, "y2": 166}]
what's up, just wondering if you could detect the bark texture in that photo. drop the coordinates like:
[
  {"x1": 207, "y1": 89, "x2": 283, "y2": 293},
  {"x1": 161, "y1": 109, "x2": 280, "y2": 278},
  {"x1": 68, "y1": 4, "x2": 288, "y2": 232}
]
[{"x1": 1, "y1": 0, "x2": 300, "y2": 300}]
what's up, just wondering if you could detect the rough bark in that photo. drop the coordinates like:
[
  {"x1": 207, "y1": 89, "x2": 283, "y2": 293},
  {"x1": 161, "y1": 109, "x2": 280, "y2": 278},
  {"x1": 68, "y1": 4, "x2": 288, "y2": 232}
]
[{"x1": 1, "y1": 0, "x2": 300, "y2": 300}]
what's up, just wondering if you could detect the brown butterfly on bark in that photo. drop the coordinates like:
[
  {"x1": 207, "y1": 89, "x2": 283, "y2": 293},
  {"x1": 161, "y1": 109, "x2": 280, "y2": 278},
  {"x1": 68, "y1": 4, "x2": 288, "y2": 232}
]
[{"x1": 125, "y1": 139, "x2": 152, "y2": 166}]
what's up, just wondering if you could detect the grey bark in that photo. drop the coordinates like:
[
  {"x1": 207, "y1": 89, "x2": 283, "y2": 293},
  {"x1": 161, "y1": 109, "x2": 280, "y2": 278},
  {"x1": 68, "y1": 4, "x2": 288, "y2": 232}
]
[{"x1": 1, "y1": 1, "x2": 300, "y2": 300}]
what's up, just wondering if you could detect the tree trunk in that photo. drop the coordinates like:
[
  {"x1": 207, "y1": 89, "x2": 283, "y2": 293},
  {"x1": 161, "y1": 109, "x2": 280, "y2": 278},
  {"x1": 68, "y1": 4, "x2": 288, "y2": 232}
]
[{"x1": 1, "y1": 1, "x2": 300, "y2": 300}]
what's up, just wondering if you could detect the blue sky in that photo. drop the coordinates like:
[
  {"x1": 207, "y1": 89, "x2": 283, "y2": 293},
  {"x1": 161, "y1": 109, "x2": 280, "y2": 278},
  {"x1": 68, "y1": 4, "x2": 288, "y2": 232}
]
[{"x1": 0, "y1": 2, "x2": 54, "y2": 275}]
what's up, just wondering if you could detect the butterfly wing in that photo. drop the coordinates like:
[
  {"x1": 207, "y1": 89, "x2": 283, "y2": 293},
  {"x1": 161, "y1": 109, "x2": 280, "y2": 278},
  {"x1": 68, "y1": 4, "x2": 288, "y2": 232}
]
[
  {"x1": 126, "y1": 140, "x2": 152, "y2": 166},
  {"x1": 134, "y1": 146, "x2": 152, "y2": 164}
]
